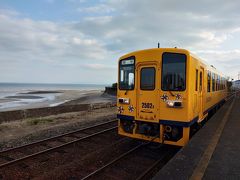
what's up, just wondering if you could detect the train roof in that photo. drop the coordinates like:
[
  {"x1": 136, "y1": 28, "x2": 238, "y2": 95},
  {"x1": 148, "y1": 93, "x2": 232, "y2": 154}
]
[
  {"x1": 119, "y1": 48, "x2": 189, "y2": 59},
  {"x1": 119, "y1": 48, "x2": 226, "y2": 78}
]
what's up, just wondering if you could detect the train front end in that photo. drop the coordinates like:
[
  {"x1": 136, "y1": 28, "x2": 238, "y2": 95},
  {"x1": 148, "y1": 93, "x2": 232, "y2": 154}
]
[{"x1": 117, "y1": 48, "x2": 192, "y2": 146}]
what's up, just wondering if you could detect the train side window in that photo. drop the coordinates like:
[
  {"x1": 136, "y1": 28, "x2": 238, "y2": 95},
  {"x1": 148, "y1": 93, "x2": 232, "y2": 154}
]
[
  {"x1": 195, "y1": 69, "x2": 198, "y2": 91},
  {"x1": 223, "y1": 78, "x2": 226, "y2": 89},
  {"x1": 207, "y1": 71, "x2": 211, "y2": 92},
  {"x1": 221, "y1": 77, "x2": 223, "y2": 90},
  {"x1": 199, "y1": 72, "x2": 202, "y2": 91},
  {"x1": 222, "y1": 77, "x2": 224, "y2": 90},
  {"x1": 222, "y1": 78, "x2": 224, "y2": 90},
  {"x1": 218, "y1": 75, "x2": 220, "y2": 91},
  {"x1": 140, "y1": 67, "x2": 155, "y2": 90},
  {"x1": 216, "y1": 75, "x2": 218, "y2": 91},
  {"x1": 220, "y1": 77, "x2": 222, "y2": 90},
  {"x1": 212, "y1": 73, "x2": 215, "y2": 92}
]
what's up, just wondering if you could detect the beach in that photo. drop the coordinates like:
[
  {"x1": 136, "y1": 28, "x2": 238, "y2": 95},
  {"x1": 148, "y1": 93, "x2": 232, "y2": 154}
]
[
  {"x1": 0, "y1": 83, "x2": 115, "y2": 112},
  {"x1": 0, "y1": 105, "x2": 116, "y2": 149},
  {"x1": 0, "y1": 83, "x2": 117, "y2": 150}
]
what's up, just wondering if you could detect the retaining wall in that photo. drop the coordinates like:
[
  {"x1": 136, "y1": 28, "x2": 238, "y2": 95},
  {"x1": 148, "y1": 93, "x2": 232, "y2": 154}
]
[{"x1": 0, "y1": 102, "x2": 116, "y2": 124}]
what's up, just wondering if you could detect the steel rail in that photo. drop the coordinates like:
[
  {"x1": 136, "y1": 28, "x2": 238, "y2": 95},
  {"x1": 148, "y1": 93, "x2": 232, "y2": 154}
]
[
  {"x1": 226, "y1": 90, "x2": 240, "y2": 101},
  {"x1": 81, "y1": 142, "x2": 149, "y2": 180},
  {"x1": 134, "y1": 91, "x2": 240, "y2": 180},
  {"x1": 0, "y1": 119, "x2": 117, "y2": 154},
  {"x1": 0, "y1": 126, "x2": 117, "y2": 169},
  {"x1": 135, "y1": 150, "x2": 171, "y2": 180}
]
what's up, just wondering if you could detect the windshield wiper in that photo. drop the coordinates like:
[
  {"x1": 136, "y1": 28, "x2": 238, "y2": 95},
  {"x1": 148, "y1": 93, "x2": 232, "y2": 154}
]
[
  {"x1": 167, "y1": 82, "x2": 175, "y2": 97},
  {"x1": 168, "y1": 90, "x2": 175, "y2": 97}
]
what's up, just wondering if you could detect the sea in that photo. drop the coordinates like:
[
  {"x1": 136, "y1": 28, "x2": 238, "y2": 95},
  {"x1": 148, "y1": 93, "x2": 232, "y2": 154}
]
[{"x1": 0, "y1": 83, "x2": 108, "y2": 111}]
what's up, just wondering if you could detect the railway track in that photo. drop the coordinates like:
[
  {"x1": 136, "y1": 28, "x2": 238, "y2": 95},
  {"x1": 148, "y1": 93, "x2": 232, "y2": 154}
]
[
  {"x1": 2, "y1": 93, "x2": 237, "y2": 179},
  {"x1": 79, "y1": 141, "x2": 179, "y2": 180},
  {"x1": 0, "y1": 118, "x2": 180, "y2": 179},
  {"x1": 75, "y1": 93, "x2": 236, "y2": 180},
  {"x1": 75, "y1": 92, "x2": 238, "y2": 180},
  {"x1": 0, "y1": 119, "x2": 119, "y2": 178}
]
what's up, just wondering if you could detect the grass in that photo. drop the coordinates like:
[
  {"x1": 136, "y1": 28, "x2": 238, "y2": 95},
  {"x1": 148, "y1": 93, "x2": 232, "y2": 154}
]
[{"x1": 27, "y1": 118, "x2": 54, "y2": 125}]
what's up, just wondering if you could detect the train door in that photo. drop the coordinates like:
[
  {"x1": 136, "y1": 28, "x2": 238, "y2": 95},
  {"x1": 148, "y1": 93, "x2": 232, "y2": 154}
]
[
  {"x1": 199, "y1": 68, "x2": 204, "y2": 120},
  {"x1": 136, "y1": 64, "x2": 158, "y2": 121}
]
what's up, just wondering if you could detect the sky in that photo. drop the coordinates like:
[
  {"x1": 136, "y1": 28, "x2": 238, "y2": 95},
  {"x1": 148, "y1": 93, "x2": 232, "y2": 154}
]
[{"x1": 0, "y1": 0, "x2": 240, "y2": 84}]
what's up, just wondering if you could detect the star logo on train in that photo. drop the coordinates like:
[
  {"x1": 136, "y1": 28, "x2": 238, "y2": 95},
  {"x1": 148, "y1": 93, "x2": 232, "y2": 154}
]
[
  {"x1": 161, "y1": 94, "x2": 169, "y2": 102},
  {"x1": 128, "y1": 105, "x2": 134, "y2": 112},
  {"x1": 175, "y1": 94, "x2": 182, "y2": 100},
  {"x1": 118, "y1": 106, "x2": 124, "y2": 114}
]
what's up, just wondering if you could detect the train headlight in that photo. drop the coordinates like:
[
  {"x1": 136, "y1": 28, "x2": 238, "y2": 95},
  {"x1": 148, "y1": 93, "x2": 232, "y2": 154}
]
[
  {"x1": 166, "y1": 100, "x2": 182, "y2": 108},
  {"x1": 167, "y1": 100, "x2": 174, "y2": 107},
  {"x1": 118, "y1": 98, "x2": 130, "y2": 104}
]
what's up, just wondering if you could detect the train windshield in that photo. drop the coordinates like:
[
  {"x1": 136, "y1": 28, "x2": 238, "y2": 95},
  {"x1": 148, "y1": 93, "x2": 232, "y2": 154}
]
[
  {"x1": 162, "y1": 53, "x2": 186, "y2": 91},
  {"x1": 119, "y1": 57, "x2": 135, "y2": 90}
]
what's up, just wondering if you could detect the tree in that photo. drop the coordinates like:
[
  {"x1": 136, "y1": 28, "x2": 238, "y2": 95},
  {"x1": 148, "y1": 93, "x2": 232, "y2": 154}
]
[{"x1": 112, "y1": 83, "x2": 117, "y2": 88}]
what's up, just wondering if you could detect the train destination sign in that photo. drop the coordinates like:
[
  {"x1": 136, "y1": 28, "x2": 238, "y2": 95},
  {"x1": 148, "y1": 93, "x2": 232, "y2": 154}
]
[{"x1": 121, "y1": 59, "x2": 134, "y2": 65}]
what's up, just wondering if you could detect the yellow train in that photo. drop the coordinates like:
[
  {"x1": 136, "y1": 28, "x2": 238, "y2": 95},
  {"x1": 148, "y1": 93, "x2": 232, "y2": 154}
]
[{"x1": 117, "y1": 48, "x2": 228, "y2": 146}]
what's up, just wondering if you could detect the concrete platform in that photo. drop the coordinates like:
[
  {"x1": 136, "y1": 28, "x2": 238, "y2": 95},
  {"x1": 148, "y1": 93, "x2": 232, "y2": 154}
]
[{"x1": 153, "y1": 93, "x2": 240, "y2": 179}]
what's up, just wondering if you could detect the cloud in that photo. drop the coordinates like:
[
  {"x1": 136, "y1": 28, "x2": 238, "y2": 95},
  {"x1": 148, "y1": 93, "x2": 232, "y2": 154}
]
[
  {"x1": 77, "y1": 4, "x2": 115, "y2": 14},
  {"x1": 82, "y1": 63, "x2": 115, "y2": 70},
  {"x1": 72, "y1": 0, "x2": 240, "y2": 78},
  {"x1": 45, "y1": 0, "x2": 55, "y2": 4},
  {"x1": 0, "y1": 9, "x2": 20, "y2": 17},
  {"x1": 0, "y1": 10, "x2": 109, "y2": 63},
  {"x1": 194, "y1": 49, "x2": 240, "y2": 79},
  {"x1": 1, "y1": 0, "x2": 240, "y2": 83},
  {"x1": 73, "y1": 0, "x2": 240, "y2": 50},
  {"x1": 0, "y1": 9, "x2": 115, "y2": 83}
]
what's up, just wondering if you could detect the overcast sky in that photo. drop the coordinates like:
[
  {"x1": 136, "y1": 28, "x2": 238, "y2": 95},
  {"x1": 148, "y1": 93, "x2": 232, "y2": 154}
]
[{"x1": 0, "y1": 0, "x2": 239, "y2": 84}]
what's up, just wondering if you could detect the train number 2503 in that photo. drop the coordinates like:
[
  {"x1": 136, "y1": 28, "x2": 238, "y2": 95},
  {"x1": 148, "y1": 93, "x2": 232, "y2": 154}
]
[{"x1": 142, "y1": 102, "x2": 154, "y2": 109}]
